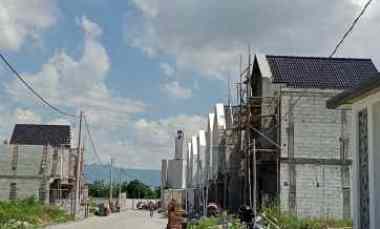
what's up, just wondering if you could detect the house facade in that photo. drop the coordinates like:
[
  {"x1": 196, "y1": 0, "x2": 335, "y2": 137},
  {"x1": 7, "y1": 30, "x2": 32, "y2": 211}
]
[
  {"x1": 0, "y1": 124, "x2": 84, "y2": 215},
  {"x1": 327, "y1": 75, "x2": 380, "y2": 229}
]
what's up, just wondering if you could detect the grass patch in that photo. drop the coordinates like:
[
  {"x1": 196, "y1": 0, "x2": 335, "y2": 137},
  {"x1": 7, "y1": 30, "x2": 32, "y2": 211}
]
[
  {"x1": 263, "y1": 207, "x2": 353, "y2": 229},
  {"x1": 0, "y1": 197, "x2": 73, "y2": 228},
  {"x1": 187, "y1": 214, "x2": 242, "y2": 229},
  {"x1": 187, "y1": 208, "x2": 352, "y2": 229}
]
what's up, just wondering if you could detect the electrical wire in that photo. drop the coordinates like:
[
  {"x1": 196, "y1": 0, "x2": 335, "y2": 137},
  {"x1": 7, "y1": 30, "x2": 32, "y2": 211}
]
[
  {"x1": 329, "y1": 0, "x2": 373, "y2": 57},
  {"x1": 0, "y1": 53, "x2": 78, "y2": 118},
  {"x1": 83, "y1": 115, "x2": 103, "y2": 166}
]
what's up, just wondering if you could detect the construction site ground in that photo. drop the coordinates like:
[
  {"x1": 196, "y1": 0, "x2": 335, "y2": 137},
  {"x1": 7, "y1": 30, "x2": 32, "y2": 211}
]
[{"x1": 47, "y1": 210, "x2": 167, "y2": 229}]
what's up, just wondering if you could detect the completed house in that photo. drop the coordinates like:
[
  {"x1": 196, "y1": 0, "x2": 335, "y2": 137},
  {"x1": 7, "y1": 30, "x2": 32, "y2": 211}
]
[{"x1": 327, "y1": 75, "x2": 380, "y2": 229}]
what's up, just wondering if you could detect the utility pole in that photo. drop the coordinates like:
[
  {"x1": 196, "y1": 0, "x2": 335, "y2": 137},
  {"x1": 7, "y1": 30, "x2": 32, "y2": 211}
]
[
  {"x1": 118, "y1": 168, "x2": 122, "y2": 204},
  {"x1": 253, "y1": 138, "x2": 257, "y2": 215},
  {"x1": 109, "y1": 158, "x2": 114, "y2": 204},
  {"x1": 73, "y1": 111, "x2": 83, "y2": 218}
]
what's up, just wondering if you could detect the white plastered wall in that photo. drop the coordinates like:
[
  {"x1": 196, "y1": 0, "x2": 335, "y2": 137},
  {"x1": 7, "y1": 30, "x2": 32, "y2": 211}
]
[{"x1": 351, "y1": 91, "x2": 380, "y2": 229}]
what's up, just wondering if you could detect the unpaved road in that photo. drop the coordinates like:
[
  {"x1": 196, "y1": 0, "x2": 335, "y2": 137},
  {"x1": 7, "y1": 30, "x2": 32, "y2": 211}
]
[{"x1": 47, "y1": 210, "x2": 167, "y2": 229}]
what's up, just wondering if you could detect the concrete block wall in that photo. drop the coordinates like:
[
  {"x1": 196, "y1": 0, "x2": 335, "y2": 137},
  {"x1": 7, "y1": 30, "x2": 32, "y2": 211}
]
[
  {"x1": 167, "y1": 159, "x2": 186, "y2": 189},
  {"x1": 299, "y1": 165, "x2": 342, "y2": 218},
  {"x1": 280, "y1": 89, "x2": 350, "y2": 159},
  {"x1": 280, "y1": 164, "x2": 289, "y2": 212},
  {"x1": 0, "y1": 178, "x2": 41, "y2": 201},
  {"x1": 280, "y1": 164, "x2": 347, "y2": 219},
  {"x1": 16, "y1": 145, "x2": 44, "y2": 176},
  {"x1": 279, "y1": 88, "x2": 352, "y2": 219},
  {"x1": 0, "y1": 144, "x2": 75, "y2": 202},
  {"x1": 0, "y1": 144, "x2": 12, "y2": 176}
]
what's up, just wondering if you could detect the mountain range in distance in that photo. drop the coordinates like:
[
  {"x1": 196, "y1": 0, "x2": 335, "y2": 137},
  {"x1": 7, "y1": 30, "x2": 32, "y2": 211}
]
[{"x1": 84, "y1": 164, "x2": 161, "y2": 187}]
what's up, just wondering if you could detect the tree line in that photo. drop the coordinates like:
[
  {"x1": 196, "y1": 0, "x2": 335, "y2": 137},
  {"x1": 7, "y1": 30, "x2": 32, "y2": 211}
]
[{"x1": 88, "y1": 179, "x2": 160, "y2": 199}]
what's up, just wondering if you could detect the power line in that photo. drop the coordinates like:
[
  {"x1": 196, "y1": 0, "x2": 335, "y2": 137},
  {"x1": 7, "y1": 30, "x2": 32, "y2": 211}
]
[
  {"x1": 0, "y1": 53, "x2": 77, "y2": 118},
  {"x1": 329, "y1": 0, "x2": 373, "y2": 57},
  {"x1": 83, "y1": 115, "x2": 103, "y2": 165}
]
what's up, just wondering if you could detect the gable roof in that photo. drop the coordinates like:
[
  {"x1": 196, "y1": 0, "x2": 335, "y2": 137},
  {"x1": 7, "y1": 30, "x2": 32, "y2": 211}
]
[
  {"x1": 327, "y1": 74, "x2": 380, "y2": 109},
  {"x1": 263, "y1": 55, "x2": 378, "y2": 89},
  {"x1": 10, "y1": 124, "x2": 71, "y2": 147}
]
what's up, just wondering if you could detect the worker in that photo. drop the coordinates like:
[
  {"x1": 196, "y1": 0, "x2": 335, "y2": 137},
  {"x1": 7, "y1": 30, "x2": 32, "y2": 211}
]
[
  {"x1": 167, "y1": 199, "x2": 181, "y2": 229},
  {"x1": 149, "y1": 201, "x2": 155, "y2": 217}
]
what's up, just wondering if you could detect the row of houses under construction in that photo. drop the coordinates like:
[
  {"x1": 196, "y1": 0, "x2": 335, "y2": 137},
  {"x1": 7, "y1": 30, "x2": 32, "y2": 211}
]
[{"x1": 161, "y1": 54, "x2": 379, "y2": 220}]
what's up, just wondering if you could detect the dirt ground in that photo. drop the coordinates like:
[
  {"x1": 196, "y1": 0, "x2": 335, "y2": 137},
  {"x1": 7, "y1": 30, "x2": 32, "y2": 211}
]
[{"x1": 47, "y1": 210, "x2": 167, "y2": 229}]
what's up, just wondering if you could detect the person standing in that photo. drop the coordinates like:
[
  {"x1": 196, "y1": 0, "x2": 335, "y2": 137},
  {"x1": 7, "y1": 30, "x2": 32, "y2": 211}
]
[{"x1": 149, "y1": 201, "x2": 154, "y2": 218}]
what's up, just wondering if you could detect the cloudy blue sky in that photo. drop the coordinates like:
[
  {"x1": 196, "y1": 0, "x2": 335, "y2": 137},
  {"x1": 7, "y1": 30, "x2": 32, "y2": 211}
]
[{"x1": 0, "y1": 0, "x2": 379, "y2": 169}]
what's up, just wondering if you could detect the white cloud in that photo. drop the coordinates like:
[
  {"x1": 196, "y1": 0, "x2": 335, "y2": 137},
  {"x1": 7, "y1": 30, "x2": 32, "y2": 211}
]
[
  {"x1": 6, "y1": 16, "x2": 146, "y2": 127},
  {"x1": 0, "y1": 0, "x2": 58, "y2": 51},
  {"x1": 126, "y1": 0, "x2": 380, "y2": 80},
  {"x1": 14, "y1": 108, "x2": 42, "y2": 124},
  {"x1": 160, "y1": 62, "x2": 175, "y2": 76},
  {"x1": 3, "y1": 16, "x2": 150, "y2": 168},
  {"x1": 73, "y1": 114, "x2": 206, "y2": 169},
  {"x1": 124, "y1": 114, "x2": 206, "y2": 168},
  {"x1": 47, "y1": 118, "x2": 71, "y2": 125},
  {"x1": 0, "y1": 105, "x2": 43, "y2": 142},
  {"x1": 161, "y1": 81, "x2": 192, "y2": 100},
  {"x1": 80, "y1": 16, "x2": 103, "y2": 39}
]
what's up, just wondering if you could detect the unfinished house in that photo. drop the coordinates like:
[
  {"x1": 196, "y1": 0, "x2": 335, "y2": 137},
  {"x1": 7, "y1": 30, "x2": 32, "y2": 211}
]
[
  {"x1": 208, "y1": 103, "x2": 227, "y2": 208},
  {"x1": 206, "y1": 113, "x2": 215, "y2": 184},
  {"x1": 221, "y1": 104, "x2": 243, "y2": 212},
  {"x1": 0, "y1": 124, "x2": 80, "y2": 212},
  {"x1": 161, "y1": 130, "x2": 188, "y2": 209},
  {"x1": 198, "y1": 130, "x2": 207, "y2": 186},
  {"x1": 246, "y1": 55, "x2": 378, "y2": 218}
]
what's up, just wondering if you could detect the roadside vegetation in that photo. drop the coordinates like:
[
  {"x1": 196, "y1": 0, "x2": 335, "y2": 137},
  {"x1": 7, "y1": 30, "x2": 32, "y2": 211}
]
[
  {"x1": 187, "y1": 207, "x2": 352, "y2": 229},
  {"x1": 263, "y1": 207, "x2": 352, "y2": 229},
  {"x1": 187, "y1": 215, "x2": 241, "y2": 229},
  {"x1": 0, "y1": 197, "x2": 72, "y2": 228}
]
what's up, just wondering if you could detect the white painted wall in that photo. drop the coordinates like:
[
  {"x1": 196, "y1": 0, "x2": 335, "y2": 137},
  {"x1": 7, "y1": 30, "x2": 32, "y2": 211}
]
[
  {"x1": 373, "y1": 101, "x2": 380, "y2": 228},
  {"x1": 191, "y1": 136, "x2": 199, "y2": 187},
  {"x1": 206, "y1": 113, "x2": 215, "y2": 181},
  {"x1": 351, "y1": 91, "x2": 380, "y2": 229},
  {"x1": 161, "y1": 159, "x2": 168, "y2": 188},
  {"x1": 212, "y1": 104, "x2": 226, "y2": 180},
  {"x1": 175, "y1": 130, "x2": 184, "y2": 160},
  {"x1": 186, "y1": 142, "x2": 192, "y2": 187},
  {"x1": 198, "y1": 130, "x2": 207, "y2": 185}
]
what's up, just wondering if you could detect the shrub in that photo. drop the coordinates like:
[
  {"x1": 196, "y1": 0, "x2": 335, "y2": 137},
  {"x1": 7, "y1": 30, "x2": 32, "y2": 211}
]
[
  {"x1": 0, "y1": 197, "x2": 72, "y2": 227},
  {"x1": 263, "y1": 207, "x2": 353, "y2": 229},
  {"x1": 187, "y1": 215, "x2": 243, "y2": 229}
]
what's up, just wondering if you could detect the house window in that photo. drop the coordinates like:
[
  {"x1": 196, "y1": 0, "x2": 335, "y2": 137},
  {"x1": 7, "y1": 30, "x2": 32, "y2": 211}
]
[
  {"x1": 9, "y1": 183, "x2": 17, "y2": 200},
  {"x1": 11, "y1": 146, "x2": 18, "y2": 171}
]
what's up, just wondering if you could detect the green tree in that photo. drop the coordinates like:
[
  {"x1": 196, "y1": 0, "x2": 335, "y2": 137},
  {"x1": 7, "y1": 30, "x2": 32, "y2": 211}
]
[{"x1": 88, "y1": 179, "x2": 159, "y2": 199}]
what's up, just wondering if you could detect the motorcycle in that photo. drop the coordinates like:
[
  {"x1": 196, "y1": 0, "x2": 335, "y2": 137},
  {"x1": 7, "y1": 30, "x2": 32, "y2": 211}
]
[{"x1": 238, "y1": 206, "x2": 266, "y2": 229}]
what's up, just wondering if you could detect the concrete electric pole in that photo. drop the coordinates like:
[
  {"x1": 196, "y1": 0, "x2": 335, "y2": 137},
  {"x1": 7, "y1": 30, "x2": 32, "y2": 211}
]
[
  {"x1": 73, "y1": 111, "x2": 83, "y2": 218},
  {"x1": 109, "y1": 158, "x2": 114, "y2": 204}
]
